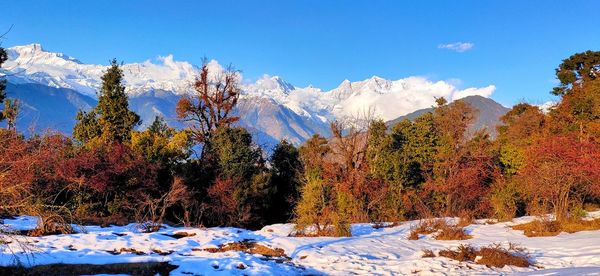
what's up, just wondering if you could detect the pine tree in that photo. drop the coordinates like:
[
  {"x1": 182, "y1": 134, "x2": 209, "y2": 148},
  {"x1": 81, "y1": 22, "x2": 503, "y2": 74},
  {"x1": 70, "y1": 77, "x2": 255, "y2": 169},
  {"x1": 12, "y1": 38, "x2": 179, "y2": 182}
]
[
  {"x1": 73, "y1": 110, "x2": 102, "y2": 143},
  {"x1": 270, "y1": 140, "x2": 302, "y2": 223},
  {"x1": 73, "y1": 59, "x2": 140, "y2": 143}
]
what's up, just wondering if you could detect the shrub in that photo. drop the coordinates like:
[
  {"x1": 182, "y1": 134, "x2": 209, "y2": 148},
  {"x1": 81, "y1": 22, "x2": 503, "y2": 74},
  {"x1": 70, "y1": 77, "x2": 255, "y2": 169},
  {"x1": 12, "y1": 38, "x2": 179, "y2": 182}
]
[
  {"x1": 490, "y1": 178, "x2": 524, "y2": 221},
  {"x1": 476, "y1": 244, "x2": 530, "y2": 268},
  {"x1": 407, "y1": 219, "x2": 471, "y2": 240},
  {"x1": 513, "y1": 218, "x2": 600, "y2": 237},
  {"x1": 518, "y1": 135, "x2": 600, "y2": 221},
  {"x1": 438, "y1": 244, "x2": 477, "y2": 262},
  {"x1": 435, "y1": 224, "x2": 471, "y2": 241},
  {"x1": 434, "y1": 244, "x2": 531, "y2": 268},
  {"x1": 421, "y1": 249, "x2": 435, "y2": 258}
]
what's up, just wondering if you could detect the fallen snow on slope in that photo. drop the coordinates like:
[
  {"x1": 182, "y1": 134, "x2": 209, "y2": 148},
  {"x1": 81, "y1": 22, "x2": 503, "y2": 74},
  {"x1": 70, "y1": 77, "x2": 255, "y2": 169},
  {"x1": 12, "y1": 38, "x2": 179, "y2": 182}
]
[{"x1": 1, "y1": 213, "x2": 600, "y2": 275}]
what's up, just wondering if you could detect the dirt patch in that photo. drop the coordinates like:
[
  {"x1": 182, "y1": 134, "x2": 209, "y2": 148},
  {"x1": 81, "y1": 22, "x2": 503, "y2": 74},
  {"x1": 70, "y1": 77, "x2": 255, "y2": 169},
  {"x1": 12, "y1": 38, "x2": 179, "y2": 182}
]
[
  {"x1": 162, "y1": 231, "x2": 196, "y2": 239},
  {"x1": 204, "y1": 239, "x2": 288, "y2": 259},
  {"x1": 0, "y1": 262, "x2": 178, "y2": 276}
]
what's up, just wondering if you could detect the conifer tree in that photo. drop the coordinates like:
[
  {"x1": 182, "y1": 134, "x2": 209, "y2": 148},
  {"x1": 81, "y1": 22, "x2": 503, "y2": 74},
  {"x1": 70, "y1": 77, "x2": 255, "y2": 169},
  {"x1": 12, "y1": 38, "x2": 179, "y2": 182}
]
[
  {"x1": 74, "y1": 59, "x2": 140, "y2": 143},
  {"x1": 270, "y1": 140, "x2": 302, "y2": 222}
]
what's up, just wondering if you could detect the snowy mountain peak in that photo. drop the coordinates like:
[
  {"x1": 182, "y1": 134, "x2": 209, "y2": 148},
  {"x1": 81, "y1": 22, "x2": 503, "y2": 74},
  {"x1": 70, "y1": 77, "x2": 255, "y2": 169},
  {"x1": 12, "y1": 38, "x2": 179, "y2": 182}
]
[
  {"x1": 252, "y1": 75, "x2": 295, "y2": 93},
  {"x1": 7, "y1": 43, "x2": 82, "y2": 65}
]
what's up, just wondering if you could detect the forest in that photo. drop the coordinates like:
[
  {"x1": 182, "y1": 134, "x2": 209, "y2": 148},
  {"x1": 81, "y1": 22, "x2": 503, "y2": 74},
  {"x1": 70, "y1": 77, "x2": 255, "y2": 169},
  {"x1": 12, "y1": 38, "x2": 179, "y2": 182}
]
[{"x1": 0, "y1": 47, "x2": 599, "y2": 238}]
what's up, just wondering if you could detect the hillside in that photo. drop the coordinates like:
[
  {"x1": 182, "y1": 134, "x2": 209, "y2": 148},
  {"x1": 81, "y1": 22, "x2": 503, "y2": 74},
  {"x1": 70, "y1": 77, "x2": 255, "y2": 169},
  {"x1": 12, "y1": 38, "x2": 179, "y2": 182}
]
[{"x1": 386, "y1": 95, "x2": 510, "y2": 137}]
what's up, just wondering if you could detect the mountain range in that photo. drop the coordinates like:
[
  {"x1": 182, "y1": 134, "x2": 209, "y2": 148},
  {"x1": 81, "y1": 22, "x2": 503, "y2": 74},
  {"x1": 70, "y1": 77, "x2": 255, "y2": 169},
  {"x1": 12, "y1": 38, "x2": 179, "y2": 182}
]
[{"x1": 1, "y1": 44, "x2": 504, "y2": 148}]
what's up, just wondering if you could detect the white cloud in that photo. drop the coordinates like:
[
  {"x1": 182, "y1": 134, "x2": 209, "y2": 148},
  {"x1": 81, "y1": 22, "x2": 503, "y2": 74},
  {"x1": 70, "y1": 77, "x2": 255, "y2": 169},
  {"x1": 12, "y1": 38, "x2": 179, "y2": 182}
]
[
  {"x1": 537, "y1": 101, "x2": 557, "y2": 113},
  {"x1": 451, "y1": 85, "x2": 495, "y2": 101},
  {"x1": 438, "y1": 42, "x2": 474, "y2": 52},
  {"x1": 319, "y1": 76, "x2": 496, "y2": 121}
]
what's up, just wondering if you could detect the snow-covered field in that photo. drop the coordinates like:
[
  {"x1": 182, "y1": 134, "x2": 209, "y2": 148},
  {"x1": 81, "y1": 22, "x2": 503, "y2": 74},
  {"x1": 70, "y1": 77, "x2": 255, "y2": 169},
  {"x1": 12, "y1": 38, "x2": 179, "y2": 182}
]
[{"x1": 1, "y1": 213, "x2": 600, "y2": 275}]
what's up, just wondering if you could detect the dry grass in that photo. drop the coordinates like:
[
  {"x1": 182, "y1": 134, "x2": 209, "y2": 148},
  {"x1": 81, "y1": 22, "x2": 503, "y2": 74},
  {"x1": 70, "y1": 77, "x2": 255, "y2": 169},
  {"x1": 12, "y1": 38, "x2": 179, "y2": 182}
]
[
  {"x1": 107, "y1": 247, "x2": 146, "y2": 255},
  {"x1": 430, "y1": 243, "x2": 531, "y2": 268},
  {"x1": 0, "y1": 262, "x2": 178, "y2": 276},
  {"x1": 583, "y1": 203, "x2": 600, "y2": 212},
  {"x1": 435, "y1": 224, "x2": 472, "y2": 240},
  {"x1": 421, "y1": 249, "x2": 435, "y2": 258},
  {"x1": 204, "y1": 240, "x2": 288, "y2": 258},
  {"x1": 457, "y1": 217, "x2": 474, "y2": 228},
  {"x1": 26, "y1": 215, "x2": 73, "y2": 237},
  {"x1": 476, "y1": 244, "x2": 530, "y2": 268},
  {"x1": 408, "y1": 219, "x2": 471, "y2": 240},
  {"x1": 512, "y1": 218, "x2": 600, "y2": 237},
  {"x1": 457, "y1": 211, "x2": 475, "y2": 227},
  {"x1": 408, "y1": 230, "x2": 419, "y2": 240},
  {"x1": 78, "y1": 215, "x2": 129, "y2": 227},
  {"x1": 439, "y1": 244, "x2": 477, "y2": 262}
]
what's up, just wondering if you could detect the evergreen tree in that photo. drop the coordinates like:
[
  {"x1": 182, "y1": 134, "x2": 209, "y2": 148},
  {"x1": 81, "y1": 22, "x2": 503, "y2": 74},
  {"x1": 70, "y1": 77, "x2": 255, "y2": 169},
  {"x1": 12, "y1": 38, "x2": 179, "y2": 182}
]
[
  {"x1": 73, "y1": 59, "x2": 140, "y2": 143},
  {"x1": 269, "y1": 140, "x2": 302, "y2": 223},
  {"x1": 205, "y1": 127, "x2": 269, "y2": 228},
  {"x1": 73, "y1": 110, "x2": 102, "y2": 143},
  {"x1": 553, "y1": 50, "x2": 600, "y2": 96},
  {"x1": 366, "y1": 120, "x2": 395, "y2": 183}
]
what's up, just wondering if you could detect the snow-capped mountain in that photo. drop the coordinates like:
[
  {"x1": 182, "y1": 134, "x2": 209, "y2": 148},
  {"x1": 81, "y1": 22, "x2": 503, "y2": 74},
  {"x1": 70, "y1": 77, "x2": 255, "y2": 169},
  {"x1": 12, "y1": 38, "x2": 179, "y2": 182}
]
[{"x1": 0, "y1": 44, "x2": 499, "y2": 147}]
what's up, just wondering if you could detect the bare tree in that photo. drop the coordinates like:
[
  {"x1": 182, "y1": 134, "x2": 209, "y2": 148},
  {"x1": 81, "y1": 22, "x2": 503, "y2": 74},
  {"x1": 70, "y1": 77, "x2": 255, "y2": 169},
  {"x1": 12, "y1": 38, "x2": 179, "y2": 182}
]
[{"x1": 176, "y1": 60, "x2": 241, "y2": 149}]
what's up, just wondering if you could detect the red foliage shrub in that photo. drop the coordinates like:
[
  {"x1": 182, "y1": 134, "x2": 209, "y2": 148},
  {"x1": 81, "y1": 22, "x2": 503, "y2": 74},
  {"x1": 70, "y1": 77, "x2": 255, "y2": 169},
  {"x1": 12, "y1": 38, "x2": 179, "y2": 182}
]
[
  {"x1": 204, "y1": 176, "x2": 239, "y2": 226},
  {"x1": 61, "y1": 142, "x2": 160, "y2": 219},
  {"x1": 519, "y1": 135, "x2": 600, "y2": 220}
]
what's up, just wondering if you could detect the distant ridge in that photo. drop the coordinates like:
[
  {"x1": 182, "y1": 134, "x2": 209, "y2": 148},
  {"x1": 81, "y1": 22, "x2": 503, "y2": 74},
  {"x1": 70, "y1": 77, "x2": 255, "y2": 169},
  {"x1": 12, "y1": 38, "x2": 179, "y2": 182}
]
[{"x1": 386, "y1": 95, "x2": 510, "y2": 137}]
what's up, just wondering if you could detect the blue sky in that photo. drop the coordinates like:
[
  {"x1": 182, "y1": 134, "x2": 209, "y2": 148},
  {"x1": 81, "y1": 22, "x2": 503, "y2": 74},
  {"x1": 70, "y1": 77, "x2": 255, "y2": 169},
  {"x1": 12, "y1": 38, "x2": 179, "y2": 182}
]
[{"x1": 2, "y1": 0, "x2": 599, "y2": 106}]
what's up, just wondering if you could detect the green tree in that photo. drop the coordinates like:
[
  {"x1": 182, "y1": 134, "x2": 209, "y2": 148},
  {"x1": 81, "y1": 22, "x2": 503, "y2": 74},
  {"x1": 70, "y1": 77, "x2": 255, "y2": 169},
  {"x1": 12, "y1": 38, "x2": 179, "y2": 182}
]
[
  {"x1": 269, "y1": 140, "x2": 303, "y2": 223},
  {"x1": 496, "y1": 103, "x2": 545, "y2": 176},
  {"x1": 73, "y1": 59, "x2": 140, "y2": 143},
  {"x1": 131, "y1": 116, "x2": 191, "y2": 166},
  {"x1": 210, "y1": 127, "x2": 262, "y2": 180},
  {"x1": 294, "y1": 134, "x2": 333, "y2": 235},
  {"x1": 552, "y1": 50, "x2": 600, "y2": 96},
  {"x1": 366, "y1": 120, "x2": 395, "y2": 183},
  {"x1": 205, "y1": 126, "x2": 270, "y2": 228}
]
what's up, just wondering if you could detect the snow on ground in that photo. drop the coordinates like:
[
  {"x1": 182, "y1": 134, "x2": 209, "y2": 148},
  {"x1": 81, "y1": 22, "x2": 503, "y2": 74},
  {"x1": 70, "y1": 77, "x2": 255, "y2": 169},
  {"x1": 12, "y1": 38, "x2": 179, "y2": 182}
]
[{"x1": 1, "y1": 213, "x2": 600, "y2": 275}]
